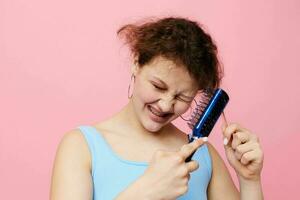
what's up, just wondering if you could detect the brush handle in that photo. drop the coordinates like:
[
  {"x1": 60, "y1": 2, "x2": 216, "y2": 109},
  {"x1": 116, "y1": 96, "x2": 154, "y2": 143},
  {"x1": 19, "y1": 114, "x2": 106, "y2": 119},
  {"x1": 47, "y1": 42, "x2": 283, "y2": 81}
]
[
  {"x1": 185, "y1": 135, "x2": 197, "y2": 162},
  {"x1": 185, "y1": 150, "x2": 196, "y2": 162},
  {"x1": 186, "y1": 112, "x2": 227, "y2": 162}
]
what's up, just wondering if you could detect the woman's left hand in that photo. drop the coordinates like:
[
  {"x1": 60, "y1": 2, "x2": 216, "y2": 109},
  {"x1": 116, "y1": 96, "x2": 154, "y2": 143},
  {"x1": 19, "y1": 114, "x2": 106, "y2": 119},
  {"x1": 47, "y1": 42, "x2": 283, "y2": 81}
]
[{"x1": 222, "y1": 123, "x2": 264, "y2": 181}]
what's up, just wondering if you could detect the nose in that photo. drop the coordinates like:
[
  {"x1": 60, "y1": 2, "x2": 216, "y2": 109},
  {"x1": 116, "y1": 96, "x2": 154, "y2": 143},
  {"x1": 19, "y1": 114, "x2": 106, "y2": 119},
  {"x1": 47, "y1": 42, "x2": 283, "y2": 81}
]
[{"x1": 157, "y1": 95, "x2": 175, "y2": 113}]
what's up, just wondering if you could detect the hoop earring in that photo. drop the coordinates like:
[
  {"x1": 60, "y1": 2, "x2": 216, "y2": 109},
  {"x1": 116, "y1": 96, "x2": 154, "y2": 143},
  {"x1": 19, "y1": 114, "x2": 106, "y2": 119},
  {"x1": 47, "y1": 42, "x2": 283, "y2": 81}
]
[
  {"x1": 127, "y1": 74, "x2": 135, "y2": 99},
  {"x1": 180, "y1": 98, "x2": 198, "y2": 121}
]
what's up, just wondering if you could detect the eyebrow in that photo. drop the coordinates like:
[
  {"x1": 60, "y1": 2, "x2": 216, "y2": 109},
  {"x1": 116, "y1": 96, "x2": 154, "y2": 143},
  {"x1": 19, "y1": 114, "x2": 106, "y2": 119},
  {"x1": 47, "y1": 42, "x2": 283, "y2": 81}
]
[{"x1": 152, "y1": 76, "x2": 194, "y2": 99}]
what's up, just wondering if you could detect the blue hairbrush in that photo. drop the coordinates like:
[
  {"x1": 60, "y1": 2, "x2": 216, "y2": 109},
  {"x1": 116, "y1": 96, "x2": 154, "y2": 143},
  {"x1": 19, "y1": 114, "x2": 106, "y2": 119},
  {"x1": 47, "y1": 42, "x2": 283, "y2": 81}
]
[{"x1": 185, "y1": 88, "x2": 229, "y2": 162}]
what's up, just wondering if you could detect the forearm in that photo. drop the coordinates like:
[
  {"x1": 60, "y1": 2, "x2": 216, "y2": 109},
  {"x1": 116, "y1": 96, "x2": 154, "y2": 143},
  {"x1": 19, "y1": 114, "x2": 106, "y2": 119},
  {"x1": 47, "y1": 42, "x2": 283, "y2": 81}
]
[
  {"x1": 238, "y1": 177, "x2": 264, "y2": 200},
  {"x1": 114, "y1": 175, "x2": 157, "y2": 200}
]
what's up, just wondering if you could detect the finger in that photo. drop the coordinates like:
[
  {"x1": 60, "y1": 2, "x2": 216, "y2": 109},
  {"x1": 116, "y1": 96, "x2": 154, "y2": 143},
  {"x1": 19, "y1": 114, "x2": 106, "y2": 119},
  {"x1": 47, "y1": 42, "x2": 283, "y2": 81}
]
[
  {"x1": 231, "y1": 131, "x2": 251, "y2": 150},
  {"x1": 187, "y1": 173, "x2": 191, "y2": 180},
  {"x1": 180, "y1": 138, "x2": 206, "y2": 159},
  {"x1": 186, "y1": 160, "x2": 199, "y2": 172},
  {"x1": 234, "y1": 141, "x2": 256, "y2": 160},
  {"x1": 240, "y1": 149, "x2": 261, "y2": 165},
  {"x1": 223, "y1": 123, "x2": 247, "y2": 145},
  {"x1": 236, "y1": 141, "x2": 259, "y2": 155}
]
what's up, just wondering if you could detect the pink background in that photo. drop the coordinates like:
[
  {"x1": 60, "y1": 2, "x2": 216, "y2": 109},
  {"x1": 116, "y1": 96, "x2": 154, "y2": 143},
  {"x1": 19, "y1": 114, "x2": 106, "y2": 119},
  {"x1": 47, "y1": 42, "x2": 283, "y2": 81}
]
[{"x1": 1, "y1": 0, "x2": 299, "y2": 199}]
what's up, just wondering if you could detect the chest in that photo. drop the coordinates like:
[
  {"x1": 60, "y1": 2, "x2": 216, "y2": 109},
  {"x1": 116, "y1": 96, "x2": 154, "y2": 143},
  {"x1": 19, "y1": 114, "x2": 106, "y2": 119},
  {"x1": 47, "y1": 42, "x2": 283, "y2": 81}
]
[{"x1": 97, "y1": 128, "x2": 187, "y2": 163}]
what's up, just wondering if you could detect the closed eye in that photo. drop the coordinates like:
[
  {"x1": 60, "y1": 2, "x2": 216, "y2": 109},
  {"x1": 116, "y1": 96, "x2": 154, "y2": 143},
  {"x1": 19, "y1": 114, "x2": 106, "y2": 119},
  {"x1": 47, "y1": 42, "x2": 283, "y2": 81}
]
[
  {"x1": 152, "y1": 83, "x2": 193, "y2": 103},
  {"x1": 176, "y1": 96, "x2": 193, "y2": 103},
  {"x1": 153, "y1": 84, "x2": 166, "y2": 90}
]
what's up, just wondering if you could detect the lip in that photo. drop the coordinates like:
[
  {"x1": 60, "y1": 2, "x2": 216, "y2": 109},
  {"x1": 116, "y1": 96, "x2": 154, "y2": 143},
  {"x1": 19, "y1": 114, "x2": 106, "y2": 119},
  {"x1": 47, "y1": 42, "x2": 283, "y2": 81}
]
[{"x1": 147, "y1": 105, "x2": 171, "y2": 123}]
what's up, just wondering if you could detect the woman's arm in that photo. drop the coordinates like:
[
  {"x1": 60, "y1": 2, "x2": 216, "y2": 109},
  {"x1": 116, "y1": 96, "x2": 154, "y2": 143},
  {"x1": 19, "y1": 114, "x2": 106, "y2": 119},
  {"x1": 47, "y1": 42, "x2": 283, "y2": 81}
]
[
  {"x1": 239, "y1": 177, "x2": 263, "y2": 200},
  {"x1": 50, "y1": 130, "x2": 93, "y2": 200},
  {"x1": 222, "y1": 123, "x2": 264, "y2": 200},
  {"x1": 207, "y1": 123, "x2": 264, "y2": 200},
  {"x1": 207, "y1": 141, "x2": 264, "y2": 200},
  {"x1": 114, "y1": 175, "x2": 156, "y2": 200},
  {"x1": 206, "y1": 142, "x2": 240, "y2": 200}
]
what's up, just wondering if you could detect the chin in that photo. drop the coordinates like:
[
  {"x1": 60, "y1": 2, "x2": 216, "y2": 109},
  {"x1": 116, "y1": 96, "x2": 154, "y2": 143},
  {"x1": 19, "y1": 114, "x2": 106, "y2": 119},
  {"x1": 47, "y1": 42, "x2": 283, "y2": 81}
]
[
  {"x1": 142, "y1": 114, "x2": 176, "y2": 133},
  {"x1": 142, "y1": 120, "x2": 164, "y2": 133}
]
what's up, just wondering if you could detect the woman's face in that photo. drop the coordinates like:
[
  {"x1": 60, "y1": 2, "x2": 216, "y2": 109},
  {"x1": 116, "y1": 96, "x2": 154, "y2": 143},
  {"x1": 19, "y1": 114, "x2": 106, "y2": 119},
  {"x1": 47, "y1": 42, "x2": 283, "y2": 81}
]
[{"x1": 131, "y1": 56, "x2": 199, "y2": 132}]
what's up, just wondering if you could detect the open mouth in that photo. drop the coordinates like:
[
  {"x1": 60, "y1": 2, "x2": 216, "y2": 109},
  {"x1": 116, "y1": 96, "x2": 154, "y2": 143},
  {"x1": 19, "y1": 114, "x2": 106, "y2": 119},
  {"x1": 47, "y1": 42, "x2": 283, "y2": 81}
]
[{"x1": 147, "y1": 105, "x2": 172, "y2": 122}]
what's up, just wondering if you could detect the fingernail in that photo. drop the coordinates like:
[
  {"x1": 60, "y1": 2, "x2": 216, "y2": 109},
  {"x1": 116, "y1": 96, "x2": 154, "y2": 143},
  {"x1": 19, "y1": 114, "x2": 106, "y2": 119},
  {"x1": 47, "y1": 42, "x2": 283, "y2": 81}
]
[
  {"x1": 223, "y1": 138, "x2": 228, "y2": 145},
  {"x1": 202, "y1": 137, "x2": 208, "y2": 142}
]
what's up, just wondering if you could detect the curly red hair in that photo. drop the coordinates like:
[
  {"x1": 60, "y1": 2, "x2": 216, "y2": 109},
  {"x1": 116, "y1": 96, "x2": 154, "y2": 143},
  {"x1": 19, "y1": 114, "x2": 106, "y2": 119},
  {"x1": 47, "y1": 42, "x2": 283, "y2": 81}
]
[{"x1": 117, "y1": 17, "x2": 223, "y2": 91}]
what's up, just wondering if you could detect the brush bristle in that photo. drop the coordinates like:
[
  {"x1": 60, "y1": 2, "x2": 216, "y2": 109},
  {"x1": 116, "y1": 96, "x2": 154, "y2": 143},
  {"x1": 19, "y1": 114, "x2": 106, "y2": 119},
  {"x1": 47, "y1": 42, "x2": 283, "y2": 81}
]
[
  {"x1": 187, "y1": 89, "x2": 213, "y2": 129},
  {"x1": 187, "y1": 88, "x2": 229, "y2": 138}
]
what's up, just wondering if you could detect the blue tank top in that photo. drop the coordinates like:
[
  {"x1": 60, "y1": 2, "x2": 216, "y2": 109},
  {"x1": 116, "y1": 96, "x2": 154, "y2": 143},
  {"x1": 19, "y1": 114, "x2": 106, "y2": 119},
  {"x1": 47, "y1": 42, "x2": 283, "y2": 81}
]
[{"x1": 77, "y1": 125, "x2": 212, "y2": 200}]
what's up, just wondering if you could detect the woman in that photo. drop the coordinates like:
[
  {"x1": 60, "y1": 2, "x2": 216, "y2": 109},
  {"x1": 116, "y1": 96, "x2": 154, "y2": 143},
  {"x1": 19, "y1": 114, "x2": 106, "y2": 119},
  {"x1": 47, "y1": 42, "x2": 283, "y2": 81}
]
[{"x1": 50, "y1": 17, "x2": 264, "y2": 200}]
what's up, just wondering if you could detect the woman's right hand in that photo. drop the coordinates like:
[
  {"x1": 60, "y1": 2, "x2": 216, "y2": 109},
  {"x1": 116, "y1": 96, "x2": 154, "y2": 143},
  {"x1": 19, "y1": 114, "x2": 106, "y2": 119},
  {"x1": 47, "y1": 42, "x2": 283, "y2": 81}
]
[{"x1": 141, "y1": 137, "x2": 207, "y2": 200}]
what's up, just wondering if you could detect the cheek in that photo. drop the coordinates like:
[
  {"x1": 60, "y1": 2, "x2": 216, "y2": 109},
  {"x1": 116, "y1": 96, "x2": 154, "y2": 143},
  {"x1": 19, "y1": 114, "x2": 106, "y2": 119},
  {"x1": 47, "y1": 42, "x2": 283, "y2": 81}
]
[
  {"x1": 174, "y1": 103, "x2": 191, "y2": 115},
  {"x1": 141, "y1": 91, "x2": 158, "y2": 103},
  {"x1": 134, "y1": 81, "x2": 158, "y2": 104}
]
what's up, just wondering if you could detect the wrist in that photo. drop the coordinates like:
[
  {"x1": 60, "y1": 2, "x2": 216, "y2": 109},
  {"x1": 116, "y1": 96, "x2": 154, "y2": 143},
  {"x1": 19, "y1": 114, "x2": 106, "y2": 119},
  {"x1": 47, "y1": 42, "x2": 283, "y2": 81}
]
[
  {"x1": 238, "y1": 174, "x2": 262, "y2": 184},
  {"x1": 115, "y1": 175, "x2": 156, "y2": 200},
  {"x1": 137, "y1": 175, "x2": 161, "y2": 200},
  {"x1": 238, "y1": 175, "x2": 263, "y2": 191},
  {"x1": 238, "y1": 176, "x2": 264, "y2": 200}
]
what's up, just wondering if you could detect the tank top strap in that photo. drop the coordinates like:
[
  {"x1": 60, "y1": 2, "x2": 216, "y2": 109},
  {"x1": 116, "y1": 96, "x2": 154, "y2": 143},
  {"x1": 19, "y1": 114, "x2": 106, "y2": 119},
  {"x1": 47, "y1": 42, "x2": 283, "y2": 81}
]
[
  {"x1": 76, "y1": 125, "x2": 112, "y2": 176},
  {"x1": 194, "y1": 143, "x2": 212, "y2": 179}
]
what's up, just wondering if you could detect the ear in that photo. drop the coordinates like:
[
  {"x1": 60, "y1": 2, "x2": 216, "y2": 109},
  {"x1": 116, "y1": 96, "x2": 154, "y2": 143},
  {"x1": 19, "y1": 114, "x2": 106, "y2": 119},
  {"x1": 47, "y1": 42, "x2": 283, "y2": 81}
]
[{"x1": 131, "y1": 60, "x2": 139, "y2": 76}]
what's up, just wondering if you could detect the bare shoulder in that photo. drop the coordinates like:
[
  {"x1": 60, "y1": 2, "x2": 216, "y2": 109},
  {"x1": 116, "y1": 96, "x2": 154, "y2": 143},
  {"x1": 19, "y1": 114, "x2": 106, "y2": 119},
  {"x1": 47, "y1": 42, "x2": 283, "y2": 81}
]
[
  {"x1": 50, "y1": 129, "x2": 93, "y2": 200},
  {"x1": 56, "y1": 129, "x2": 92, "y2": 170},
  {"x1": 205, "y1": 142, "x2": 228, "y2": 172},
  {"x1": 205, "y1": 142, "x2": 239, "y2": 200},
  {"x1": 205, "y1": 142, "x2": 219, "y2": 158}
]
